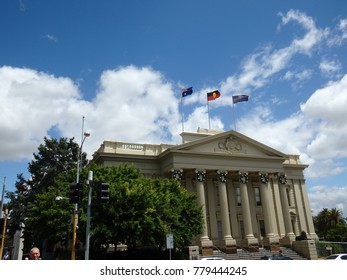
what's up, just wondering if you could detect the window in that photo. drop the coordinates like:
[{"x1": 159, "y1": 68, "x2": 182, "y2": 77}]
[
  {"x1": 255, "y1": 187, "x2": 261, "y2": 206},
  {"x1": 286, "y1": 187, "x2": 291, "y2": 206},
  {"x1": 236, "y1": 187, "x2": 241, "y2": 206}
]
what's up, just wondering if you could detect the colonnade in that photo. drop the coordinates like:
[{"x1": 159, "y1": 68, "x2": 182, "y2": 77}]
[{"x1": 171, "y1": 168, "x2": 315, "y2": 253}]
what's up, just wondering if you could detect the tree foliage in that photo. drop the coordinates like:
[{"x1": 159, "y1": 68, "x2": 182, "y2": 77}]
[
  {"x1": 27, "y1": 136, "x2": 82, "y2": 194},
  {"x1": 313, "y1": 207, "x2": 346, "y2": 241},
  {"x1": 6, "y1": 137, "x2": 81, "y2": 254},
  {"x1": 85, "y1": 163, "x2": 203, "y2": 258}
]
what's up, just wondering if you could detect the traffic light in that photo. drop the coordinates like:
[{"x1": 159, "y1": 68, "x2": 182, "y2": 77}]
[
  {"x1": 0, "y1": 218, "x2": 4, "y2": 233},
  {"x1": 97, "y1": 182, "x2": 110, "y2": 202},
  {"x1": 61, "y1": 232, "x2": 68, "y2": 247},
  {"x1": 69, "y1": 182, "x2": 81, "y2": 204}
]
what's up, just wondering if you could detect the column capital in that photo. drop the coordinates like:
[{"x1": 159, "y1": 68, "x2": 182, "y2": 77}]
[
  {"x1": 217, "y1": 170, "x2": 228, "y2": 183},
  {"x1": 171, "y1": 168, "x2": 183, "y2": 181},
  {"x1": 238, "y1": 171, "x2": 249, "y2": 184},
  {"x1": 277, "y1": 174, "x2": 287, "y2": 185},
  {"x1": 259, "y1": 173, "x2": 269, "y2": 184},
  {"x1": 195, "y1": 169, "x2": 206, "y2": 182}
]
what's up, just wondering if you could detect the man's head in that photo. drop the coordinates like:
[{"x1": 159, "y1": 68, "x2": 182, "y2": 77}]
[{"x1": 30, "y1": 247, "x2": 40, "y2": 260}]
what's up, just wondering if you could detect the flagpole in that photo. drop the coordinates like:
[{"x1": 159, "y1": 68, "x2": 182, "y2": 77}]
[
  {"x1": 232, "y1": 102, "x2": 237, "y2": 131},
  {"x1": 207, "y1": 94, "x2": 211, "y2": 130},
  {"x1": 181, "y1": 95, "x2": 184, "y2": 133},
  {"x1": 232, "y1": 94, "x2": 249, "y2": 131}
]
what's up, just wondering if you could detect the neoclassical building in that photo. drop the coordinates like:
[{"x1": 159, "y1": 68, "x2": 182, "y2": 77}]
[{"x1": 90, "y1": 128, "x2": 317, "y2": 255}]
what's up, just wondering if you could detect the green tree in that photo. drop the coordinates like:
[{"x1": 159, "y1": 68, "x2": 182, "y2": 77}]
[
  {"x1": 325, "y1": 224, "x2": 347, "y2": 242},
  {"x1": 313, "y1": 207, "x2": 345, "y2": 240},
  {"x1": 6, "y1": 137, "x2": 82, "y2": 255},
  {"x1": 84, "y1": 163, "x2": 203, "y2": 259},
  {"x1": 27, "y1": 137, "x2": 83, "y2": 194},
  {"x1": 314, "y1": 208, "x2": 332, "y2": 238},
  {"x1": 330, "y1": 208, "x2": 342, "y2": 228}
]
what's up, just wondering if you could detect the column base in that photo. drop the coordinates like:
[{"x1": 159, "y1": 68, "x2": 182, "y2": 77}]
[
  {"x1": 223, "y1": 238, "x2": 237, "y2": 254},
  {"x1": 241, "y1": 237, "x2": 259, "y2": 252},
  {"x1": 262, "y1": 236, "x2": 280, "y2": 251},
  {"x1": 200, "y1": 239, "x2": 213, "y2": 256},
  {"x1": 186, "y1": 245, "x2": 200, "y2": 260}
]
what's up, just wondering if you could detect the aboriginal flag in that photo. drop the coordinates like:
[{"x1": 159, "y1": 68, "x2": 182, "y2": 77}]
[{"x1": 207, "y1": 90, "x2": 221, "y2": 101}]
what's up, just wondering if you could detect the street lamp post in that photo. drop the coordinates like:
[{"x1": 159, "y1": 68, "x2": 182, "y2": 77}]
[{"x1": 72, "y1": 116, "x2": 90, "y2": 260}]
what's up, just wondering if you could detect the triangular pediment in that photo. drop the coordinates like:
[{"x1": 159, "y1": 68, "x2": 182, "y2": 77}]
[{"x1": 170, "y1": 130, "x2": 287, "y2": 160}]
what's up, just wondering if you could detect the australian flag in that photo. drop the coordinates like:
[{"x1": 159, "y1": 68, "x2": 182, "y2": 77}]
[{"x1": 181, "y1": 87, "x2": 193, "y2": 97}]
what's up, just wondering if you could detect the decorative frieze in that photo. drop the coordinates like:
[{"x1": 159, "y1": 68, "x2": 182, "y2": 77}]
[{"x1": 218, "y1": 136, "x2": 243, "y2": 153}]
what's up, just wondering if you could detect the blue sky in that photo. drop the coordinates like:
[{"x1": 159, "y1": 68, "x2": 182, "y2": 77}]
[{"x1": 1, "y1": 0, "x2": 347, "y2": 215}]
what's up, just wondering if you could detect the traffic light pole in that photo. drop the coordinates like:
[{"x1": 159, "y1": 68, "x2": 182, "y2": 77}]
[
  {"x1": 85, "y1": 171, "x2": 93, "y2": 260},
  {"x1": 71, "y1": 205, "x2": 78, "y2": 260},
  {"x1": 0, "y1": 177, "x2": 6, "y2": 219},
  {"x1": 0, "y1": 208, "x2": 8, "y2": 259},
  {"x1": 72, "y1": 116, "x2": 90, "y2": 260}
]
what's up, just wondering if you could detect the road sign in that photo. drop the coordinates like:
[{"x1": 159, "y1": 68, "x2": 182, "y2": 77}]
[{"x1": 166, "y1": 233, "x2": 173, "y2": 249}]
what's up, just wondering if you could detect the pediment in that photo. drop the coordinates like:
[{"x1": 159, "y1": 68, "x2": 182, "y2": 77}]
[{"x1": 170, "y1": 130, "x2": 287, "y2": 160}]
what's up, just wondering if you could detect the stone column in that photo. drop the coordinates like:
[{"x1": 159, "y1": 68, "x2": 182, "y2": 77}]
[
  {"x1": 299, "y1": 179, "x2": 318, "y2": 240},
  {"x1": 195, "y1": 170, "x2": 213, "y2": 255},
  {"x1": 259, "y1": 173, "x2": 279, "y2": 251},
  {"x1": 278, "y1": 174, "x2": 295, "y2": 246},
  {"x1": 217, "y1": 171, "x2": 236, "y2": 253},
  {"x1": 239, "y1": 172, "x2": 258, "y2": 251}
]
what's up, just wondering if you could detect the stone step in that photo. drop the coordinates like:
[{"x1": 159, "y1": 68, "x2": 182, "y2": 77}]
[{"x1": 202, "y1": 246, "x2": 307, "y2": 260}]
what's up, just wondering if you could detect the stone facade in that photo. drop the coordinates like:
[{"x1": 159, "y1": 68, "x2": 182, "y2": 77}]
[{"x1": 90, "y1": 128, "x2": 318, "y2": 253}]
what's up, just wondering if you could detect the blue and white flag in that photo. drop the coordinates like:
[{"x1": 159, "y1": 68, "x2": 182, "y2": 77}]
[
  {"x1": 181, "y1": 87, "x2": 193, "y2": 97},
  {"x1": 232, "y1": 95, "x2": 249, "y2": 104}
]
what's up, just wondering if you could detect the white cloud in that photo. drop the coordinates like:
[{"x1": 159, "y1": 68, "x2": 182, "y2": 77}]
[
  {"x1": 301, "y1": 74, "x2": 347, "y2": 126},
  {"x1": 221, "y1": 10, "x2": 327, "y2": 96},
  {"x1": 283, "y1": 69, "x2": 312, "y2": 90},
  {"x1": 319, "y1": 59, "x2": 341, "y2": 77},
  {"x1": 278, "y1": 9, "x2": 328, "y2": 55},
  {"x1": 44, "y1": 34, "x2": 58, "y2": 42},
  {"x1": 0, "y1": 66, "x2": 82, "y2": 160},
  {"x1": 0, "y1": 65, "x2": 181, "y2": 161},
  {"x1": 183, "y1": 106, "x2": 224, "y2": 133},
  {"x1": 308, "y1": 185, "x2": 347, "y2": 216},
  {"x1": 328, "y1": 18, "x2": 347, "y2": 46},
  {"x1": 340, "y1": 19, "x2": 347, "y2": 40},
  {"x1": 236, "y1": 74, "x2": 347, "y2": 180},
  {"x1": 89, "y1": 65, "x2": 180, "y2": 146},
  {"x1": 283, "y1": 69, "x2": 312, "y2": 82}
]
